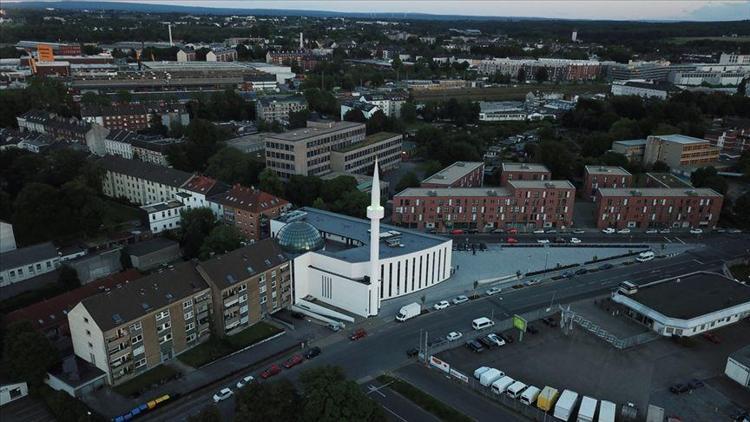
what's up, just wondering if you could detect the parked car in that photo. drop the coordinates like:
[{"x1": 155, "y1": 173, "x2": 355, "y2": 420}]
[
  {"x1": 492, "y1": 228, "x2": 505, "y2": 234},
  {"x1": 645, "y1": 229, "x2": 658, "y2": 234},
  {"x1": 283, "y1": 354, "x2": 304, "y2": 369},
  {"x1": 617, "y1": 228, "x2": 631, "y2": 234},
  {"x1": 688, "y1": 378, "x2": 704, "y2": 389},
  {"x1": 499, "y1": 333, "x2": 514, "y2": 343},
  {"x1": 545, "y1": 229, "x2": 558, "y2": 234},
  {"x1": 537, "y1": 239, "x2": 550, "y2": 244},
  {"x1": 525, "y1": 278, "x2": 541, "y2": 286},
  {"x1": 554, "y1": 237, "x2": 566, "y2": 243},
  {"x1": 572, "y1": 229, "x2": 585, "y2": 234},
  {"x1": 327, "y1": 322, "x2": 342, "y2": 332},
  {"x1": 486, "y1": 286, "x2": 502, "y2": 296},
  {"x1": 690, "y1": 228, "x2": 703, "y2": 234},
  {"x1": 478, "y1": 336, "x2": 495, "y2": 348},
  {"x1": 406, "y1": 348, "x2": 419, "y2": 358},
  {"x1": 446, "y1": 331, "x2": 463, "y2": 341},
  {"x1": 506, "y1": 237, "x2": 518, "y2": 244},
  {"x1": 260, "y1": 364, "x2": 282, "y2": 379},
  {"x1": 350, "y1": 328, "x2": 367, "y2": 341},
  {"x1": 213, "y1": 388, "x2": 233, "y2": 403},
  {"x1": 527, "y1": 325, "x2": 539, "y2": 334},
  {"x1": 533, "y1": 229, "x2": 545, "y2": 234},
  {"x1": 433, "y1": 300, "x2": 450, "y2": 310},
  {"x1": 702, "y1": 332, "x2": 721, "y2": 344},
  {"x1": 304, "y1": 346, "x2": 321, "y2": 359},
  {"x1": 486, "y1": 333, "x2": 506, "y2": 347},
  {"x1": 670, "y1": 383, "x2": 690, "y2": 394},
  {"x1": 450, "y1": 229, "x2": 464, "y2": 235},
  {"x1": 659, "y1": 228, "x2": 671, "y2": 234},
  {"x1": 542, "y1": 317, "x2": 558, "y2": 327},
  {"x1": 465, "y1": 340, "x2": 484, "y2": 353},
  {"x1": 598, "y1": 263, "x2": 614, "y2": 270},
  {"x1": 452, "y1": 295, "x2": 469, "y2": 305},
  {"x1": 602, "y1": 228, "x2": 616, "y2": 234},
  {"x1": 508, "y1": 228, "x2": 518, "y2": 235},
  {"x1": 236, "y1": 375, "x2": 255, "y2": 389},
  {"x1": 561, "y1": 271, "x2": 574, "y2": 279},
  {"x1": 574, "y1": 268, "x2": 588, "y2": 275},
  {"x1": 570, "y1": 237, "x2": 581, "y2": 244}
]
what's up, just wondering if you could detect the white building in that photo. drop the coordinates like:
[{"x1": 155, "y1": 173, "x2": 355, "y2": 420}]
[
  {"x1": 0, "y1": 220, "x2": 17, "y2": 253},
  {"x1": 720, "y1": 53, "x2": 750, "y2": 65},
  {"x1": 141, "y1": 200, "x2": 185, "y2": 234},
  {"x1": 610, "y1": 80, "x2": 674, "y2": 99},
  {"x1": 611, "y1": 271, "x2": 750, "y2": 337},
  {"x1": 0, "y1": 242, "x2": 60, "y2": 287},
  {"x1": 479, "y1": 101, "x2": 528, "y2": 122},
  {"x1": 97, "y1": 156, "x2": 193, "y2": 206},
  {"x1": 0, "y1": 382, "x2": 28, "y2": 406},
  {"x1": 725, "y1": 345, "x2": 750, "y2": 389},
  {"x1": 340, "y1": 101, "x2": 382, "y2": 120},
  {"x1": 270, "y1": 164, "x2": 453, "y2": 318}
]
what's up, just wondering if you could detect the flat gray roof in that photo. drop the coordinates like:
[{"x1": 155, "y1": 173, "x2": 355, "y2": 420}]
[
  {"x1": 730, "y1": 345, "x2": 750, "y2": 368},
  {"x1": 421, "y1": 161, "x2": 484, "y2": 186},
  {"x1": 276, "y1": 207, "x2": 449, "y2": 263},
  {"x1": 645, "y1": 173, "x2": 693, "y2": 189},
  {"x1": 501, "y1": 162, "x2": 550, "y2": 173},
  {"x1": 264, "y1": 121, "x2": 364, "y2": 142},
  {"x1": 651, "y1": 134, "x2": 706, "y2": 144},
  {"x1": 508, "y1": 180, "x2": 575, "y2": 189},
  {"x1": 396, "y1": 187, "x2": 511, "y2": 197},
  {"x1": 0, "y1": 242, "x2": 58, "y2": 271},
  {"x1": 585, "y1": 166, "x2": 632, "y2": 176},
  {"x1": 597, "y1": 187, "x2": 721, "y2": 197},
  {"x1": 630, "y1": 272, "x2": 750, "y2": 320},
  {"x1": 613, "y1": 139, "x2": 647, "y2": 146}
]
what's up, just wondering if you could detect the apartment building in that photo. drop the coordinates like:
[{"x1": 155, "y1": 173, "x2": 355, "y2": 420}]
[
  {"x1": 197, "y1": 240, "x2": 291, "y2": 336},
  {"x1": 705, "y1": 128, "x2": 750, "y2": 158},
  {"x1": 594, "y1": 188, "x2": 723, "y2": 230},
  {"x1": 209, "y1": 185, "x2": 290, "y2": 240},
  {"x1": 264, "y1": 120, "x2": 366, "y2": 179},
  {"x1": 16, "y1": 110, "x2": 109, "y2": 155},
  {"x1": 644, "y1": 134, "x2": 720, "y2": 169},
  {"x1": 329, "y1": 132, "x2": 402, "y2": 175},
  {"x1": 266, "y1": 50, "x2": 320, "y2": 71},
  {"x1": 206, "y1": 48, "x2": 237, "y2": 62},
  {"x1": 80, "y1": 104, "x2": 150, "y2": 131},
  {"x1": 67, "y1": 262, "x2": 212, "y2": 385},
  {"x1": 179, "y1": 175, "x2": 229, "y2": 218},
  {"x1": 97, "y1": 156, "x2": 193, "y2": 206},
  {"x1": 103, "y1": 130, "x2": 181, "y2": 167},
  {"x1": 420, "y1": 161, "x2": 485, "y2": 188},
  {"x1": 499, "y1": 162, "x2": 552, "y2": 186},
  {"x1": 141, "y1": 200, "x2": 184, "y2": 234},
  {"x1": 611, "y1": 139, "x2": 647, "y2": 162},
  {"x1": 393, "y1": 180, "x2": 575, "y2": 232},
  {"x1": 582, "y1": 166, "x2": 633, "y2": 201},
  {"x1": 256, "y1": 96, "x2": 307, "y2": 124},
  {"x1": 0, "y1": 242, "x2": 61, "y2": 287}
]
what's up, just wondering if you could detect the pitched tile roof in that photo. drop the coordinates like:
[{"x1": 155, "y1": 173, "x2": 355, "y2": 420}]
[
  {"x1": 209, "y1": 184, "x2": 288, "y2": 213},
  {"x1": 198, "y1": 239, "x2": 288, "y2": 289}
]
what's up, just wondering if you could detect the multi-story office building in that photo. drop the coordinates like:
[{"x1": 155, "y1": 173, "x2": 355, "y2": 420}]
[
  {"x1": 644, "y1": 134, "x2": 720, "y2": 169},
  {"x1": 594, "y1": 188, "x2": 723, "y2": 229},
  {"x1": 420, "y1": 161, "x2": 485, "y2": 188},
  {"x1": 329, "y1": 132, "x2": 402, "y2": 175},
  {"x1": 393, "y1": 180, "x2": 575, "y2": 232},
  {"x1": 499, "y1": 162, "x2": 552, "y2": 186},
  {"x1": 97, "y1": 156, "x2": 193, "y2": 206},
  {"x1": 256, "y1": 96, "x2": 307, "y2": 124},
  {"x1": 197, "y1": 240, "x2": 291, "y2": 336},
  {"x1": 67, "y1": 262, "x2": 212, "y2": 385},
  {"x1": 582, "y1": 166, "x2": 633, "y2": 201},
  {"x1": 611, "y1": 139, "x2": 647, "y2": 162},
  {"x1": 264, "y1": 120, "x2": 366, "y2": 179},
  {"x1": 209, "y1": 185, "x2": 290, "y2": 240}
]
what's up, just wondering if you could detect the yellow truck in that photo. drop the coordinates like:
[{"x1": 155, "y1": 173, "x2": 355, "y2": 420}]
[{"x1": 536, "y1": 386, "x2": 559, "y2": 412}]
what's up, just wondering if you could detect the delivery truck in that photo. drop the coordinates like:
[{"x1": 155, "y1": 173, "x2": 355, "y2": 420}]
[
  {"x1": 479, "y1": 368, "x2": 505, "y2": 387},
  {"x1": 577, "y1": 396, "x2": 597, "y2": 422},
  {"x1": 554, "y1": 389, "x2": 579, "y2": 421},
  {"x1": 506, "y1": 381, "x2": 528, "y2": 399},
  {"x1": 473, "y1": 366, "x2": 490, "y2": 380},
  {"x1": 491, "y1": 376, "x2": 515, "y2": 395},
  {"x1": 598, "y1": 401, "x2": 616, "y2": 422},
  {"x1": 537, "y1": 386, "x2": 559, "y2": 412},
  {"x1": 395, "y1": 302, "x2": 421, "y2": 322},
  {"x1": 520, "y1": 386, "x2": 541, "y2": 406}
]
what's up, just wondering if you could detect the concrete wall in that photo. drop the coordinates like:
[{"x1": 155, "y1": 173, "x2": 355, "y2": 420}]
[{"x1": 69, "y1": 248, "x2": 123, "y2": 284}]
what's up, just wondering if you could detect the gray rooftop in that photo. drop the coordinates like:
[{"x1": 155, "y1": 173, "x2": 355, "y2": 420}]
[
  {"x1": 650, "y1": 134, "x2": 706, "y2": 144},
  {"x1": 275, "y1": 207, "x2": 449, "y2": 263},
  {"x1": 421, "y1": 161, "x2": 484, "y2": 186},
  {"x1": 597, "y1": 187, "x2": 721, "y2": 198},
  {"x1": 630, "y1": 272, "x2": 750, "y2": 320},
  {"x1": 501, "y1": 162, "x2": 551, "y2": 173},
  {"x1": 198, "y1": 239, "x2": 288, "y2": 290},
  {"x1": 508, "y1": 180, "x2": 575, "y2": 189},
  {"x1": 585, "y1": 166, "x2": 632, "y2": 176},
  {"x1": 396, "y1": 187, "x2": 512, "y2": 197},
  {"x1": 730, "y1": 345, "x2": 750, "y2": 368},
  {"x1": 613, "y1": 139, "x2": 647, "y2": 146},
  {"x1": 0, "y1": 242, "x2": 58, "y2": 271},
  {"x1": 264, "y1": 121, "x2": 364, "y2": 143},
  {"x1": 141, "y1": 200, "x2": 183, "y2": 213},
  {"x1": 96, "y1": 155, "x2": 193, "y2": 188},
  {"x1": 125, "y1": 238, "x2": 179, "y2": 257}
]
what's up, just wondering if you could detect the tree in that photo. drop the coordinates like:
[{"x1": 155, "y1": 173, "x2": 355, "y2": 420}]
[
  {"x1": 732, "y1": 192, "x2": 750, "y2": 229},
  {"x1": 343, "y1": 108, "x2": 366, "y2": 123},
  {"x1": 199, "y1": 225, "x2": 244, "y2": 260},
  {"x1": 205, "y1": 147, "x2": 265, "y2": 186},
  {"x1": 299, "y1": 366, "x2": 385, "y2": 422},
  {"x1": 167, "y1": 119, "x2": 228, "y2": 172},
  {"x1": 365, "y1": 110, "x2": 388, "y2": 135},
  {"x1": 737, "y1": 77, "x2": 748, "y2": 97},
  {"x1": 400, "y1": 102, "x2": 417, "y2": 124},
  {"x1": 651, "y1": 160, "x2": 670, "y2": 172},
  {"x1": 396, "y1": 172, "x2": 420, "y2": 193},
  {"x1": 534, "y1": 67, "x2": 549, "y2": 83},
  {"x1": 179, "y1": 208, "x2": 217, "y2": 259},
  {"x1": 259, "y1": 168, "x2": 285, "y2": 197},
  {"x1": 601, "y1": 152, "x2": 629, "y2": 167},
  {"x1": 116, "y1": 90, "x2": 132, "y2": 103},
  {"x1": 80, "y1": 92, "x2": 111, "y2": 107},
  {"x1": 235, "y1": 380, "x2": 301, "y2": 421},
  {"x1": 517, "y1": 67, "x2": 527, "y2": 82},
  {"x1": 288, "y1": 109, "x2": 310, "y2": 129},
  {"x1": 188, "y1": 405, "x2": 221, "y2": 422},
  {"x1": 690, "y1": 166, "x2": 728, "y2": 194},
  {"x1": 58, "y1": 265, "x2": 80, "y2": 289},
  {"x1": 320, "y1": 176, "x2": 358, "y2": 204},
  {"x1": 2, "y1": 321, "x2": 59, "y2": 387},
  {"x1": 286, "y1": 175, "x2": 323, "y2": 207}
]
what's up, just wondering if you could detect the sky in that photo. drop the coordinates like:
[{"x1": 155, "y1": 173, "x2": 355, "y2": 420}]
[{"x1": 58, "y1": 0, "x2": 750, "y2": 21}]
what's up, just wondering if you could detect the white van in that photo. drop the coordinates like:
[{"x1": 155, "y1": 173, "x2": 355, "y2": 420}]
[
  {"x1": 472, "y1": 317, "x2": 495, "y2": 330},
  {"x1": 473, "y1": 366, "x2": 490, "y2": 380},
  {"x1": 490, "y1": 376, "x2": 515, "y2": 395},
  {"x1": 506, "y1": 381, "x2": 528, "y2": 399},
  {"x1": 636, "y1": 251, "x2": 655, "y2": 262},
  {"x1": 520, "y1": 386, "x2": 541, "y2": 405}
]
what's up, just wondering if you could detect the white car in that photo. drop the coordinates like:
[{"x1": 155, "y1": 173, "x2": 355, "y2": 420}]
[
  {"x1": 485, "y1": 286, "x2": 502, "y2": 296},
  {"x1": 537, "y1": 239, "x2": 550, "y2": 244},
  {"x1": 525, "y1": 278, "x2": 541, "y2": 286},
  {"x1": 602, "y1": 228, "x2": 616, "y2": 234},
  {"x1": 533, "y1": 229, "x2": 545, "y2": 234},
  {"x1": 433, "y1": 300, "x2": 450, "y2": 310},
  {"x1": 486, "y1": 333, "x2": 506, "y2": 347},
  {"x1": 570, "y1": 237, "x2": 581, "y2": 244},
  {"x1": 446, "y1": 331, "x2": 463, "y2": 341},
  {"x1": 659, "y1": 228, "x2": 671, "y2": 234},
  {"x1": 236, "y1": 375, "x2": 255, "y2": 389},
  {"x1": 572, "y1": 229, "x2": 585, "y2": 234},
  {"x1": 617, "y1": 228, "x2": 631, "y2": 234},
  {"x1": 452, "y1": 295, "x2": 469, "y2": 305},
  {"x1": 689, "y1": 228, "x2": 703, "y2": 234},
  {"x1": 645, "y1": 229, "x2": 658, "y2": 234},
  {"x1": 213, "y1": 388, "x2": 233, "y2": 403}
]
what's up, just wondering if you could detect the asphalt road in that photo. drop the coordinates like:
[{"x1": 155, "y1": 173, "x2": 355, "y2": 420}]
[{"x1": 143, "y1": 234, "x2": 749, "y2": 421}]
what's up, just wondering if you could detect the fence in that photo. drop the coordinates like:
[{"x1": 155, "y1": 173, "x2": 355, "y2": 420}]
[{"x1": 561, "y1": 307, "x2": 660, "y2": 350}]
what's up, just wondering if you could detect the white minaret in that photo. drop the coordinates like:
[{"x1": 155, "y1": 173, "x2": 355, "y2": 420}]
[
  {"x1": 168, "y1": 24, "x2": 174, "y2": 47},
  {"x1": 299, "y1": 32, "x2": 304, "y2": 50},
  {"x1": 367, "y1": 159, "x2": 384, "y2": 316}
]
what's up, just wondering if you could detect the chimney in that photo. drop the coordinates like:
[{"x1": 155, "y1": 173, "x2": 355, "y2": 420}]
[{"x1": 168, "y1": 24, "x2": 174, "y2": 47}]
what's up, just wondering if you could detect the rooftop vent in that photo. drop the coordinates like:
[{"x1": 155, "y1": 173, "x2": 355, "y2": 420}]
[
  {"x1": 427, "y1": 190, "x2": 437, "y2": 197},
  {"x1": 686, "y1": 190, "x2": 698, "y2": 196},
  {"x1": 112, "y1": 313, "x2": 123, "y2": 324},
  {"x1": 456, "y1": 162, "x2": 465, "y2": 167},
  {"x1": 226, "y1": 274, "x2": 237, "y2": 284},
  {"x1": 630, "y1": 190, "x2": 642, "y2": 196}
]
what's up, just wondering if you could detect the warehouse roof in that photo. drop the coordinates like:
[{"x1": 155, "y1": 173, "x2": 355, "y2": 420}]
[
  {"x1": 501, "y1": 162, "x2": 550, "y2": 173},
  {"x1": 597, "y1": 187, "x2": 721, "y2": 198}
]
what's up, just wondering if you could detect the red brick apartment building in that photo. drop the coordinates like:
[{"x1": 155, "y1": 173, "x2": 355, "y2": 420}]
[
  {"x1": 80, "y1": 104, "x2": 150, "y2": 131},
  {"x1": 420, "y1": 161, "x2": 484, "y2": 188},
  {"x1": 499, "y1": 162, "x2": 552, "y2": 186},
  {"x1": 582, "y1": 166, "x2": 633, "y2": 201},
  {"x1": 210, "y1": 185, "x2": 290, "y2": 240},
  {"x1": 594, "y1": 188, "x2": 723, "y2": 230},
  {"x1": 393, "y1": 180, "x2": 575, "y2": 232}
]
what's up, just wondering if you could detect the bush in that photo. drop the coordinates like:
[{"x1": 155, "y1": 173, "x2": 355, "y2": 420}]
[{"x1": 39, "y1": 385, "x2": 105, "y2": 421}]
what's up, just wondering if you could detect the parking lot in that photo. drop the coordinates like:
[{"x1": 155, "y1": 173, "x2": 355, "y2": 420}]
[{"x1": 434, "y1": 305, "x2": 750, "y2": 421}]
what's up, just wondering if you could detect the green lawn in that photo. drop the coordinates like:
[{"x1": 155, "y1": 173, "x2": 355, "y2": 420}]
[
  {"x1": 377, "y1": 375, "x2": 472, "y2": 422},
  {"x1": 730, "y1": 264, "x2": 750, "y2": 282},
  {"x1": 113, "y1": 365, "x2": 179, "y2": 397},
  {"x1": 178, "y1": 322, "x2": 282, "y2": 368},
  {"x1": 103, "y1": 199, "x2": 142, "y2": 224}
]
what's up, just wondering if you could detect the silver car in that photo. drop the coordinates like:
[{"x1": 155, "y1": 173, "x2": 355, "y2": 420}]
[{"x1": 452, "y1": 295, "x2": 469, "y2": 305}]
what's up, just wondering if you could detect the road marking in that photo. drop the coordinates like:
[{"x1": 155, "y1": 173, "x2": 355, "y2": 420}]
[
  {"x1": 675, "y1": 237, "x2": 685, "y2": 244},
  {"x1": 694, "y1": 259, "x2": 705, "y2": 265},
  {"x1": 380, "y1": 404, "x2": 408, "y2": 422},
  {"x1": 664, "y1": 237, "x2": 672, "y2": 243},
  {"x1": 368, "y1": 384, "x2": 387, "y2": 397}
]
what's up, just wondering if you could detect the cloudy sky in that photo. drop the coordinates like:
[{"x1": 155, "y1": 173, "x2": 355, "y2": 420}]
[{"x1": 61, "y1": 0, "x2": 750, "y2": 21}]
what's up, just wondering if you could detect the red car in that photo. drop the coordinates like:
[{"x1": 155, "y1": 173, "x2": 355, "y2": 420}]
[
  {"x1": 283, "y1": 354, "x2": 304, "y2": 369},
  {"x1": 260, "y1": 364, "x2": 281, "y2": 379},
  {"x1": 508, "y1": 228, "x2": 518, "y2": 235},
  {"x1": 702, "y1": 332, "x2": 721, "y2": 344},
  {"x1": 506, "y1": 237, "x2": 518, "y2": 244},
  {"x1": 450, "y1": 229, "x2": 464, "y2": 235},
  {"x1": 349, "y1": 328, "x2": 367, "y2": 341}
]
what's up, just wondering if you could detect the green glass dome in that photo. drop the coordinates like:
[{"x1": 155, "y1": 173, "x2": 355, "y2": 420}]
[{"x1": 277, "y1": 221, "x2": 324, "y2": 254}]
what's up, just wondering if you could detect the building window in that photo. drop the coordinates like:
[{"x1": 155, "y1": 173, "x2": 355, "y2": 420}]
[
  {"x1": 159, "y1": 333, "x2": 172, "y2": 344},
  {"x1": 155, "y1": 310, "x2": 170, "y2": 321},
  {"x1": 131, "y1": 334, "x2": 143, "y2": 344},
  {"x1": 186, "y1": 333, "x2": 197, "y2": 343},
  {"x1": 86, "y1": 330, "x2": 91, "y2": 336},
  {"x1": 183, "y1": 300, "x2": 192, "y2": 309},
  {"x1": 129, "y1": 322, "x2": 141, "y2": 331},
  {"x1": 157, "y1": 321, "x2": 171, "y2": 332},
  {"x1": 134, "y1": 358, "x2": 147, "y2": 368},
  {"x1": 186, "y1": 322, "x2": 195, "y2": 332},
  {"x1": 184, "y1": 310, "x2": 193, "y2": 320}
]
